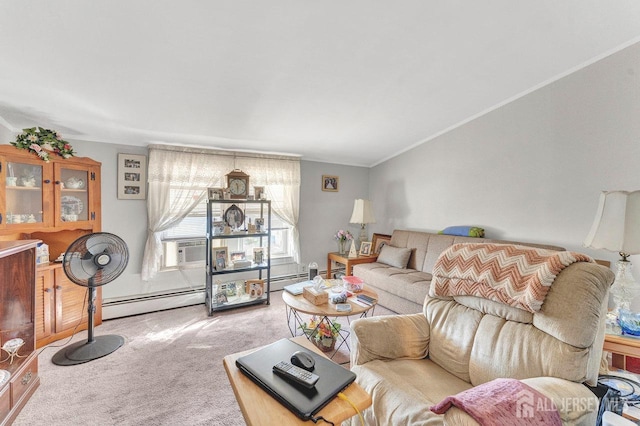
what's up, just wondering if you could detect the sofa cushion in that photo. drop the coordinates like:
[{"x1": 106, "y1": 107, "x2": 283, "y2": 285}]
[
  {"x1": 377, "y1": 245, "x2": 412, "y2": 268},
  {"x1": 351, "y1": 358, "x2": 473, "y2": 426},
  {"x1": 354, "y1": 262, "x2": 431, "y2": 306}
]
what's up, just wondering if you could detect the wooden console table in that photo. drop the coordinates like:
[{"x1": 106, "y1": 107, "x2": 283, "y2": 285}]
[{"x1": 326, "y1": 252, "x2": 378, "y2": 279}]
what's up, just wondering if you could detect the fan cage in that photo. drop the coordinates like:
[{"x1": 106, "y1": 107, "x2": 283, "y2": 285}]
[{"x1": 63, "y1": 232, "x2": 129, "y2": 287}]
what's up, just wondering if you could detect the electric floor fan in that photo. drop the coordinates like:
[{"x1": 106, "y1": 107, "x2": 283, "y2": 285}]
[{"x1": 52, "y1": 232, "x2": 129, "y2": 366}]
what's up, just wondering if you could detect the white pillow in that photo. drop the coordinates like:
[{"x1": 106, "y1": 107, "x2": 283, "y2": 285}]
[{"x1": 377, "y1": 245, "x2": 411, "y2": 269}]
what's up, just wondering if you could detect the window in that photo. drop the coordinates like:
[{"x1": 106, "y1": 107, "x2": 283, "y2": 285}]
[
  {"x1": 161, "y1": 194, "x2": 293, "y2": 270},
  {"x1": 142, "y1": 145, "x2": 300, "y2": 281}
]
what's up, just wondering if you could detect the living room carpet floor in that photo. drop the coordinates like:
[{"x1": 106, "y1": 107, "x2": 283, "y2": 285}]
[{"x1": 14, "y1": 290, "x2": 393, "y2": 426}]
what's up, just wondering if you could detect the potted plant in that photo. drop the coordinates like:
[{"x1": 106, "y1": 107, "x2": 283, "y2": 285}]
[{"x1": 299, "y1": 316, "x2": 341, "y2": 352}]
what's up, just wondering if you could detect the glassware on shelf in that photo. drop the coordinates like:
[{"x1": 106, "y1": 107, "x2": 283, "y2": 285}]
[{"x1": 1, "y1": 338, "x2": 25, "y2": 364}]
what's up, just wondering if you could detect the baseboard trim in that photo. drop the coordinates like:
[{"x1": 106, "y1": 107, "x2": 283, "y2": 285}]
[{"x1": 102, "y1": 273, "x2": 323, "y2": 319}]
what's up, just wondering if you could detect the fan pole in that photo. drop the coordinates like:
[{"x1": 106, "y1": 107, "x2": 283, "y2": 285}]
[{"x1": 87, "y1": 283, "x2": 96, "y2": 344}]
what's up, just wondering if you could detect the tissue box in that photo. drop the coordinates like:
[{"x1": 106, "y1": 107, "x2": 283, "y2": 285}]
[
  {"x1": 303, "y1": 287, "x2": 328, "y2": 305},
  {"x1": 36, "y1": 242, "x2": 49, "y2": 265}
]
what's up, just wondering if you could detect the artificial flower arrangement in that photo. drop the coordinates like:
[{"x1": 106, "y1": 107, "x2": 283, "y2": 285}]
[
  {"x1": 10, "y1": 127, "x2": 75, "y2": 162},
  {"x1": 299, "y1": 316, "x2": 341, "y2": 352},
  {"x1": 334, "y1": 229, "x2": 353, "y2": 242}
]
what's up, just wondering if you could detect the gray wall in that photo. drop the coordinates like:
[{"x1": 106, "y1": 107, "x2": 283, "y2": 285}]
[
  {"x1": 369, "y1": 41, "x2": 640, "y2": 276},
  {"x1": 299, "y1": 160, "x2": 370, "y2": 270}
]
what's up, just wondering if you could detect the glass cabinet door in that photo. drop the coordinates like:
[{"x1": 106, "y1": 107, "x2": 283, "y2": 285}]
[
  {"x1": 5, "y1": 161, "x2": 44, "y2": 225},
  {"x1": 58, "y1": 167, "x2": 89, "y2": 223}
]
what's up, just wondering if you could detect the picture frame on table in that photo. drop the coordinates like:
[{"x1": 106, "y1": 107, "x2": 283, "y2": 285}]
[
  {"x1": 371, "y1": 233, "x2": 392, "y2": 254},
  {"x1": 214, "y1": 291, "x2": 228, "y2": 305},
  {"x1": 220, "y1": 281, "x2": 237, "y2": 297},
  {"x1": 253, "y1": 186, "x2": 265, "y2": 200},
  {"x1": 230, "y1": 251, "x2": 246, "y2": 262},
  {"x1": 321, "y1": 175, "x2": 339, "y2": 192},
  {"x1": 253, "y1": 247, "x2": 264, "y2": 264},
  {"x1": 117, "y1": 153, "x2": 147, "y2": 200},
  {"x1": 246, "y1": 279, "x2": 264, "y2": 298},
  {"x1": 359, "y1": 242, "x2": 372, "y2": 256},
  {"x1": 212, "y1": 220, "x2": 225, "y2": 235},
  {"x1": 212, "y1": 246, "x2": 228, "y2": 271},
  {"x1": 208, "y1": 187, "x2": 224, "y2": 200}
]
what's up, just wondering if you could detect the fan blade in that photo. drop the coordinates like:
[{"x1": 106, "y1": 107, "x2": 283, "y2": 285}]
[{"x1": 79, "y1": 258, "x2": 100, "y2": 276}]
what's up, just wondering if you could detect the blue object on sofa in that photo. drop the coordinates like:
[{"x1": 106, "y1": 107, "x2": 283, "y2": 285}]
[{"x1": 438, "y1": 226, "x2": 485, "y2": 238}]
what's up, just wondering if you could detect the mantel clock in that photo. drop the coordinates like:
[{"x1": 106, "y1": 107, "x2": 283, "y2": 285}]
[{"x1": 226, "y1": 169, "x2": 250, "y2": 199}]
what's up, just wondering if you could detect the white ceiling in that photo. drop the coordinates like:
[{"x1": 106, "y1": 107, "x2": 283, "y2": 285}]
[{"x1": 1, "y1": 1, "x2": 640, "y2": 167}]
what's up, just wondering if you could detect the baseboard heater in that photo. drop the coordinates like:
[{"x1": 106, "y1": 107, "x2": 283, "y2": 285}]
[{"x1": 102, "y1": 270, "x2": 332, "y2": 320}]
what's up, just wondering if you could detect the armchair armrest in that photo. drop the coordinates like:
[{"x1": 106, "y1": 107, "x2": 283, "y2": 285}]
[
  {"x1": 439, "y1": 377, "x2": 598, "y2": 426},
  {"x1": 350, "y1": 314, "x2": 429, "y2": 366},
  {"x1": 520, "y1": 377, "x2": 599, "y2": 425}
]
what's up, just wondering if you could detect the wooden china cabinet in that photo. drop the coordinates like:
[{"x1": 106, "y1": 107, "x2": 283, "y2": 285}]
[
  {"x1": 0, "y1": 145, "x2": 102, "y2": 349},
  {"x1": 0, "y1": 240, "x2": 41, "y2": 425}
]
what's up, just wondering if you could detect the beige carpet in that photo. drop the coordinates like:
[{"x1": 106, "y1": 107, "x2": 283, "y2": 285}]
[{"x1": 14, "y1": 290, "x2": 394, "y2": 426}]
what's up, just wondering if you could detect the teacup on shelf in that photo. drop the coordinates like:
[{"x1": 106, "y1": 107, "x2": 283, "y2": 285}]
[{"x1": 65, "y1": 177, "x2": 85, "y2": 189}]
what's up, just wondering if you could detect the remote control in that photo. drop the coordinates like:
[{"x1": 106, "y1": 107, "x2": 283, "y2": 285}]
[{"x1": 273, "y1": 361, "x2": 319, "y2": 388}]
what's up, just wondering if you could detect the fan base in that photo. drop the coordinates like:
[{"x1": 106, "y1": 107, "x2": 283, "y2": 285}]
[{"x1": 52, "y1": 335, "x2": 124, "y2": 366}]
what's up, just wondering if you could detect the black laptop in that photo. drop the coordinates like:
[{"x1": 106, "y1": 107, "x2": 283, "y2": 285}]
[{"x1": 235, "y1": 338, "x2": 357, "y2": 420}]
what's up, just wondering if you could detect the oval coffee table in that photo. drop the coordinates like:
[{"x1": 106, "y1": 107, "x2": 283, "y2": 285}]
[{"x1": 282, "y1": 287, "x2": 378, "y2": 360}]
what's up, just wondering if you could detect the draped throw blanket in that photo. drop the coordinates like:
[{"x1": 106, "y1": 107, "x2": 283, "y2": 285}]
[
  {"x1": 430, "y1": 378, "x2": 562, "y2": 425},
  {"x1": 430, "y1": 243, "x2": 594, "y2": 313}
]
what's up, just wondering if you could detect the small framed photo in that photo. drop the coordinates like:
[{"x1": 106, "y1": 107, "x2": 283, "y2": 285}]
[
  {"x1": 208, "y1": 187, "x2": 224, "y2": 200},
  {"x1": 372, "y1": 233, "x2": 392, "y2": 254},
  {"x1": 212, "y1": 220, "x2": 225, "y2": 235},
  {"x1": 322, "y1": 175, "x2": 339, "y2": 192},
  {"x1": 212, "y1": 246, "x2": 228, "y2": 271},
  {"x1": 253, "y1": 247, "x2": 264, "y2": 264},
  {"x1": 359, "y1": 242, "x2": 372, "y2": 256},
  {"x1": 230, "y1": 251, "x2": 246, "y2": 262},
  {"x1": 118, "y1": 153, "x2": 147, "y2": 200},
  {"x1": 254, "y1": 186, "x2": 265, "y2": 200},
  {"x1": 214, "y1": 291, "x2": 228, "y2": 305},
  {"x1": 246, "y1": 279, "x2": 264, "y2": 298},
  {"x1": 221, "y1": 281, "x2": 237, "y2": 297}
]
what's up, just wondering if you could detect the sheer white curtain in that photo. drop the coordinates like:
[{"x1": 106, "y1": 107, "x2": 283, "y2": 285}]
[
  {"x1": 236, "y1": 155, "x2": 301, "y2": 263},
  {"x1": 141, "y1": 145, "x2": 301, "y2": 281},
  {"x1": 141, "y1": 146, "x2": 234, "y2": 280}
]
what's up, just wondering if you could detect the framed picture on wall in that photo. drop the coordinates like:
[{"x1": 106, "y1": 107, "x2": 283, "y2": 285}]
[
  {"x1": 322, "y1": 175, "x2": 339, "y2": 192},
  {"x1": 118, "y1": 153, "x2": 147, "y2": 200}
]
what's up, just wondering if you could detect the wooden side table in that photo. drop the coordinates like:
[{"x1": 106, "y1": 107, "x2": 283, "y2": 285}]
[
  {"x1": 604, "y1": 334, "x2": 640, "y2": 370},
  {"x1": 326, "y1": 252, "x2": 378, "y2": 279},
  {"x1": 223, "y1": 336, "x2": 372, "y2": 426}
]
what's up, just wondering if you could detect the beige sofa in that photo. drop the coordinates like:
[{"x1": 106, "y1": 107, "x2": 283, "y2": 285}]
[
  {"x1": 348, "y1": 244, "x2": 615, "y2": 425},
  {"x1": 353, "y1": 230, "x2": 564, "y2": 314}
]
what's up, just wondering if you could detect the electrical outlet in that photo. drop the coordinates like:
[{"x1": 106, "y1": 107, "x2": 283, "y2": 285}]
[{"x1": 300, "y1": 264, "x2": 307, "y2": 273}]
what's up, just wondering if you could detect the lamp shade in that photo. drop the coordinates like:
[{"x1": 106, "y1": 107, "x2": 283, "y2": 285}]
[
  {"x1": 349, "y1": 199, "x2": 376, "y2": 224},
  {"x1": 584, "y1": 190, "x2": 640, "y2": 255}
]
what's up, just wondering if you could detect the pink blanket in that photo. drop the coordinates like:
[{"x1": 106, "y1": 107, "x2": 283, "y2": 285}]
[
  {"x1": 431, "y1": 243, "x2": 593, "y2": 312},
  {"x1": 430, "y1": 378, "x2": 561, "y2": 425}
]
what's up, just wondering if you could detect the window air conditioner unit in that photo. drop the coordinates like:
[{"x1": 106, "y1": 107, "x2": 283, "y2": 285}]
[{"x1": 176, "y1": 239, "x2": 206, "y2": 267}]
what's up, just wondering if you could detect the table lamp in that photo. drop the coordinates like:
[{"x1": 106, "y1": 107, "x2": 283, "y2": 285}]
[
  {"x1": 584, "y1": 190, "x2": 640, "y2": 313},
  {"x1": 349, "y1": 199, "x2": 376, "y2": 249}
]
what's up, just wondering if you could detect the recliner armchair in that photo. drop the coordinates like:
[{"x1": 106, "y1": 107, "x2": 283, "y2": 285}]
[{"x1": 348, "y1": 259, "x2": 614, "y2": 425}]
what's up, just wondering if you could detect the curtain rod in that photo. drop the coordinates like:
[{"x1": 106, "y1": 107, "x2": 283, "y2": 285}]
[{"x1": 148, "y1": 144, "x2": 301, "y2": 162}]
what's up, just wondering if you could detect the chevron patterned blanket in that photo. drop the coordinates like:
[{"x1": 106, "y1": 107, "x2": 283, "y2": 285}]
[{"x1": 430, "y1": 243, "x2": 594, "y2": 312}]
